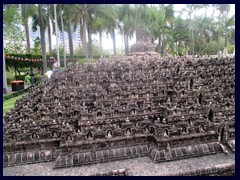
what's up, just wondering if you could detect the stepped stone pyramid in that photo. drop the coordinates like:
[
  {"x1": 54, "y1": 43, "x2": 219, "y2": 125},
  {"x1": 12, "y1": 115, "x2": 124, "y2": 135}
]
[{"x1": 3, "y1": 32, "x2": 235, "y2": 169}]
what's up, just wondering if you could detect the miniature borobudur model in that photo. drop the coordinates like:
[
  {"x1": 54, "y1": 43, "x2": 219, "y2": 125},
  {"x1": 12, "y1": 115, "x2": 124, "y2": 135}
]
[{"x1": 3, "y1": 37, "x2": 235, "y2": 169}]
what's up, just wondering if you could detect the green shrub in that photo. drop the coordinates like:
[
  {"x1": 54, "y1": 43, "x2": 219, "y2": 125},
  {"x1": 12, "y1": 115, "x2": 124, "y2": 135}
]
[
  {"x1": 77, "y1": 58, "x2": 89, "y2": 65},
  {"x1": 3, "y1": 87, "x2": 30, "y2": 101},
  {"x1": 227, "y1": 44, "x2": 234, "y2": 54},
  {"x1": 6, "y1": 68, "x2": 15, "y2": 84},
  {"x1": 15, "y1": 75, "x2": 25, "y2": 81}
]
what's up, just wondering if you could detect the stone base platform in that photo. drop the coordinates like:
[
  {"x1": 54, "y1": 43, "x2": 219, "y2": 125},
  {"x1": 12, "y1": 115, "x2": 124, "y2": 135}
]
[{"x1": 3, "y1": 152, "x2": 235, "y2": 176}]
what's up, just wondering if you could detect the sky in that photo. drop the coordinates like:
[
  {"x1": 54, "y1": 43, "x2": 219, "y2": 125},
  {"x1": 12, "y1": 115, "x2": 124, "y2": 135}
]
[{"x1": 29, "y1": 4, "x2": 235, "y2": 54}]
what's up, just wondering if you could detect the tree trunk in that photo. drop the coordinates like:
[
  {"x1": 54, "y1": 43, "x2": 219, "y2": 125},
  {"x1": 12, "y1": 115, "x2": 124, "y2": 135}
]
[
  {"x1": 83, "y1": 16, "x2": 88, "y2": 58},
  {"x1": 200, "y1": 28, "x2": 204, "y2": 55},
  {"x1": 217, "y1": 14, "x2": 221, "y2": 59},
  {"x1": 111, "y1": 29, "x2": 116, "y2": 56},
  {"x1": 99, "y1": 31, "x2": 103, "y2": 57},
  {"x1": 48, "y1": 16, "x2": 52, "y2": 56},
  {"x1": 135, "y1": 5, "x2": 139, "y2": 42},
  {"x1": 22, "y1": 4, "x2": 31, "y2": 54},
  {"x1": 225, "y1": 33, "x2": 228, "y2": 48},
  {"x1": 87, "y1": 23, "x2": 92, "y2": 58},
  {"x1": 124, "y1": 33, "x2": 129, "y2": 55},
  {"x1": 79, "y1": 18, "x2": 84, "y2": 49},
  {"x1": 16, "y1": 67, "x2": 20, "y2": 75},
  {"x1": 151, "y1": 37, "x2": 154, "y2": 44},
  {"x1": 60, "y1": 5, "x2": 66, "y2": 68},
  {"x1": 176, "y1": 42, "x2": 178, "y2": 56},
  {"x1": 54, "y1": 4, "x2": 60, "y2": 64},
  {"x1": 3, "y1": 44, "x2": 8, "y2": 94},
  {"x1": 24, "y1": 20, "x2": 33, "y2": 74},
  {"x1": 25, "y1": 20, "x2": 31, "y2": 54},
  {"x1": 211, "y1": 7, "x2": 215, "y2": 44},
  {"x1": 162, "y1": 33, "x2": 166, "y2": 55},
  {"x1": 192, "y1": 15, "x2": 195, "y2": 56},
  {"x1": 126, "y1": 34, "x2": 129, "y2": 55},
  {"x1": 159, "y1": 34, "x2": 162, "y2": 55},
  {"x1": 38, "y1": 5, "x2": 47, "y2": 73},
  {"x1": 68, "y1": 18, "x2": 74, "y2": 64}
]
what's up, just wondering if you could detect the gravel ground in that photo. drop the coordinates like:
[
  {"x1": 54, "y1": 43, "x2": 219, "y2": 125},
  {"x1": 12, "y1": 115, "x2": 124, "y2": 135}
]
[{"x1": 3, "y1": 152, "x2": 235, "y2": 176}]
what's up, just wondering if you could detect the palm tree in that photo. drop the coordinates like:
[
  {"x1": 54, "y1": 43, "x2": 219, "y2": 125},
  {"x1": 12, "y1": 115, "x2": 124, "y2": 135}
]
[
  {"x1": 3, "y1": 44, "x2": 8, "y2": 93},
  {"x1": 92, "y1": 17, "x2": 105, "y2": 57},
  {"x1": 105, "y1": 5, "x2": 118, "y2": 56},
  {"x1": 223, "y1": 13, "x2": 234, "y2": 48},
  {"x1": 59, "y1": 4, "x2": 67, "y2": 68},
  {"x1": 80, "y1": 4, "x2": 88, "y2": 58},
  {"x1": 62, "y1": 4, "x2": 79, "y2": 63},
  {"x1": 226, "y1": 15, "x2": 235, "y2": 52},
  {"x1": 92, "y1": 4, "x2": 118, "y2": 56},
  {"x1": 75, "y1": 4, "x2": 118, "y2": 58},
  {"x1": 194, "y1": 16, "x2": 213, "y2": 55},
  {"x1": 21, "y1": 4, "x2": 37, "y2": 75},
  {"x1": 87, "y1": 4, "x2": 109, "y2": 58},
  {"x1": 32, "y1": 4, "x2": 50, "y2": 72},
  {"x1": 118, "y1": 4, "x2": 135, "y2": 55},
  {"x1": 172, "y1": 16, "x2": 190, "y2": 55},
  {"x1": 46, "y1": 4, "x2": 56, "y2": 57},
  {"x1": 162, "y1": 4, "x2": 174, "y2": 54},
  {"x1": 134, "y1": 4, "x2": 148, "y2": 42},
  {"x1": 38, "y1": 4, "x2": 47, "y2": 72},
  {"x1": 183, "y1": 4, "x2": 202, "y2": 56},
  {"x1": 217, "y1": 4, "x2": 230, "y2": 58},
  {"x1": 21, "y1": 4, "x2": 37, "y2": 54},
  {"x1": 145, "y1": 5, "x2": 166, "y2": 54},
  {"x1": 3, "y1": 4, "x2": 21, "y2": 93}
]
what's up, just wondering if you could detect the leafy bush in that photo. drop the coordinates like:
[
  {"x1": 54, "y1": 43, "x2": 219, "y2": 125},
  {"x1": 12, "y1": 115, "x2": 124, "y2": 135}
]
[
  {"x1": 15, "y1": 75, "x2": 25, "y2": 81},
  {"x1": 6, "y1": 68, "x2": 15, "y2": 83},
  {"x1": 3, "y1": 87, "x2": 30, "y2": 101},
  {"x1": 77, "y1": 58, "x2": 89, "y2": 65},
  {"x1": 227, "y1": 44, "x2": 234, "y2": 54}
]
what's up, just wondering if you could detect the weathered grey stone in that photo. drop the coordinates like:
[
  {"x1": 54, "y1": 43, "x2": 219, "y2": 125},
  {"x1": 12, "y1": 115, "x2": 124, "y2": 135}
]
[{"x1": 3, "y1": 44, "x2": 235, "y2": 170}]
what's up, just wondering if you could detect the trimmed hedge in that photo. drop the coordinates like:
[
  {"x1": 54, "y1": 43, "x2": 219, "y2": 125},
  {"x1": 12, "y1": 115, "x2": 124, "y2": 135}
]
[
  {"x1": 16, "y1": 73, "x2": 42, "y2": 82},
  {"x1": 5, "y1": 54, "x2": 111, "y2": 69},
  {"x1": 6, "y1": 58, "x2": 43, "y2": 69},
  {"x1": 3, "y1": 87, "x2": 30, "y2": 101},
  {"x1": 15, "y1": 75, "x2": 25, "y2": 81}
]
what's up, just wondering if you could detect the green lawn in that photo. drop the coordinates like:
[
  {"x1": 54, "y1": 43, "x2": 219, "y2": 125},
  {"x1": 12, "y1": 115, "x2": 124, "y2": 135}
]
[{"x1": 3, "y1": 94, "x2": 26, "y2": 116}]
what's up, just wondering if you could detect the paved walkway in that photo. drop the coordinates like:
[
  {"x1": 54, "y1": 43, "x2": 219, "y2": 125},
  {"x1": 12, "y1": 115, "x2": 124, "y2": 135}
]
[{"x1": 3, "y1": 152, "x2": 235, "y2": 176}]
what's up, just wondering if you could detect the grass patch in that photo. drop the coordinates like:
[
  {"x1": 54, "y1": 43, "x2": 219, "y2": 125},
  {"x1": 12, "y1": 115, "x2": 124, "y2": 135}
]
[{"x1": 3, "y1": 93, "x2": 26, "y2": 116}]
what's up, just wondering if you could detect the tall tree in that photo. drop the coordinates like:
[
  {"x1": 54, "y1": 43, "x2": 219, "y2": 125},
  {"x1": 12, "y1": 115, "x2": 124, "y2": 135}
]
[
  {"x1": 92, "y1": 4, "x2": 118, "y2": 56},
  {"x1": 21, "y1": 4, "x2": 37, "y2": 54},
  {"x1": 145, "y1": 5, "x2": 166, "y2": 54},
  {"x1": 183, "y1": 4, "x2": 202, "y2": 56},
  {"x1": 162, "y1": 4, "x2": 174, "y2": 54},
  {"x1": 224, "y1": 15, "x2": 235, "y2": 48},
  {"x1": 217, "y1": 4, "x2": 230, "y2": 58},
  {"x1": 81, "y1": 4, "x2": 88, "y2": 58},
  {"x1": 118, "y1": 4, "x2": 135, "y2": 55},
  {"x1": 60, "y1": 4, "x2": 67, "y2": 68},
  {"x1": 3, "y1": 45, "x2": 8, "y2": 93},
  {"x1": 3, "y1": 4, "x2": 22, "y2": 93},
  {"x1": 62, "y1": 4, "x2": 80, "y2": 63},
  {"x1": 38, "y1": 4, "x2": 47, "y2": 72},
  {"x1": 172, "y1": 16, "x2": 190, "y2": 55},
  {"x1": 46, "y1": 4, "x2": 55, "y2": 57},
  {"x1": 134, "y1": 4, "x2": 147, "y2": 42}
]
